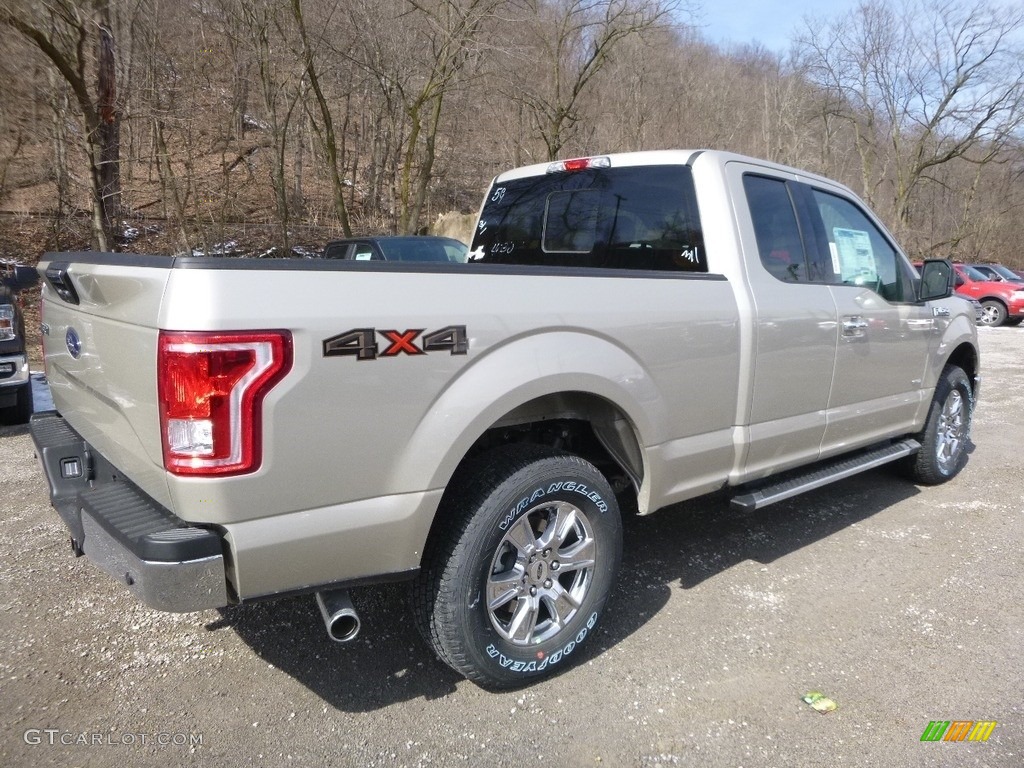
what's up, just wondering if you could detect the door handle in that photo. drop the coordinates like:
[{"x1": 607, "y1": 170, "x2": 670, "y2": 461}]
[{"x1": 842, "y1": 316, "x2": 868, "y2": 337}]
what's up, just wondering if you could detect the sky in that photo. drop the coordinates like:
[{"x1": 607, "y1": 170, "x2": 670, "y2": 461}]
[{"x1": 695, "y1": 0, "x2": 859, "y2": 53}]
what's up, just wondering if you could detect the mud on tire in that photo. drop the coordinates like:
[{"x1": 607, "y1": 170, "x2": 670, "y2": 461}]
[{"x1": 412, "y1": 444, "x2": 623, "y2": 689}]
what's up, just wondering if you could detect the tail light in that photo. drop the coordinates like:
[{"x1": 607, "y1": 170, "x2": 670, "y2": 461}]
[
  {"x1": 158, "y1": 330, "x2": 292, "y2": 476},
  {"x1": 546, "y1": 156, "x2": 611, "y2": 174}
]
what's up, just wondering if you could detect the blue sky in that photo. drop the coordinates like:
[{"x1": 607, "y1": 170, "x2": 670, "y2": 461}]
[{"x1": 695, "y1": 0, "x2": 859, "y2": 53}]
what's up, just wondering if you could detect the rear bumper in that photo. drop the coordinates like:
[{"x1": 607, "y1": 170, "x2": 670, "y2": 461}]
[{"x1": 29, "y1": 411, "x2": 228, "y2": 612}]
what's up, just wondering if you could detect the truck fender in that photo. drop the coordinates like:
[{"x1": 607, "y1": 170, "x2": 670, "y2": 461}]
[{"x1": 389, "y1": 330, "x2": 665, "y2": 501}]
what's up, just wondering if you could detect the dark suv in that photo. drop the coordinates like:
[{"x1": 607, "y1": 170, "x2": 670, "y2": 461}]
[
  {"x1": 323, "y1": 236, "x2": 467, "y2": 263},
  {"x1": 0, "y1": 263, "x2": 35, "y2": 424},
  {"x1": 970, "y1": 263, "x2": 1024, "y2": 286}
]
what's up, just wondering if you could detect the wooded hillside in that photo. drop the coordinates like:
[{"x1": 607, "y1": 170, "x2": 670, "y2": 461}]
[{"x1": 1, "y1": 0, "x2": 1022, "y2": 265}]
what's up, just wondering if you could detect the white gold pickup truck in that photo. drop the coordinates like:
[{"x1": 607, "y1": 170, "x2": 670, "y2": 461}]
[{"x1": 30, "y1": 150, "x2": 978, "y2": 688}]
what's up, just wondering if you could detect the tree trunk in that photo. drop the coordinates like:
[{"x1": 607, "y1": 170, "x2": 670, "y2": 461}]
[
  {"x1": 96, "y1": 11, "x2": 121, "y2": 226},
  {"x1": 291, "y1": 0, "x2": 351, "y2": 235}
]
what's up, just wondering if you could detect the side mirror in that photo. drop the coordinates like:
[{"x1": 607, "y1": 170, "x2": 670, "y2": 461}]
[{"x1": 919, "y1": 259, "x2": 954, "y2": 301}]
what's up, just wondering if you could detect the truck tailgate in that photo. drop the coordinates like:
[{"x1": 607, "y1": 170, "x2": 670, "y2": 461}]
[{"x1": 40, "y1": 257, "x2": 172, "y2": 506}]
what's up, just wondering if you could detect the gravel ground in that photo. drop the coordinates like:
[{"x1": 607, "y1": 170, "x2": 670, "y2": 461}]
[{"x1": 1, "y1": 329, "x2": 1020, "y2": 768}]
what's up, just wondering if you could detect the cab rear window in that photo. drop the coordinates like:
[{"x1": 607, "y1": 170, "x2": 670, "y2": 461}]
[{"x1": 470, "y1": 165, "x2": 706, "y2": 272}]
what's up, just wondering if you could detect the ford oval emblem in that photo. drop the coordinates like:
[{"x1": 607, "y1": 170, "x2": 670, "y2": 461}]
[{"x1": 66, "y1": 327, "x2": 82, "y2": 359}]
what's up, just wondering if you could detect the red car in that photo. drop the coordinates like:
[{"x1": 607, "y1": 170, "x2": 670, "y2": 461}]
[{"x1": 952, "y1": 263, "x2": 1024, "y2": 326}]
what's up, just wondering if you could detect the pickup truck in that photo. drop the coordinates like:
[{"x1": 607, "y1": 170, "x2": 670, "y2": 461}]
[
  {"x1": 1, "y1": 262, "x2": 35, "y2": 424},
  {"x1": 30, "y1": 150, "x2": 978, "y2": 689}
]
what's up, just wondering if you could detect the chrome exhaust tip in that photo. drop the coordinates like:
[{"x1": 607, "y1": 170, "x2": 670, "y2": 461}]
[{"x1": 315, "y1": 589, "x2": 361, "y2": 643}]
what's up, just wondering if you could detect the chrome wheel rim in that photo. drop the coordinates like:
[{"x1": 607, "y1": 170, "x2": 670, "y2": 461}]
[
  {"x1": 936, "y1": 389, "x2": 967, "y2": 472},
  {"x1": 487, "y1": 500, "x2": 596, "y2": 646},
  {"x1": 979, "y1": 305, "x2": 1002, "y2": 325}
]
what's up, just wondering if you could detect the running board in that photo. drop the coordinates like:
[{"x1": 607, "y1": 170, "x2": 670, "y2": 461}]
[{"x1": 731, "y1": 438, "x2": 921, "y2": 511}]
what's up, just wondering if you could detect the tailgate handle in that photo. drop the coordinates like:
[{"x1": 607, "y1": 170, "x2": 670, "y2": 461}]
[{"x1": 44, "y1": 263, "x2": 80, "y2": 305}]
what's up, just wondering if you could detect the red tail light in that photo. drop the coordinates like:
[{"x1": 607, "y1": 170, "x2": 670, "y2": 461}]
[
  {"x1": 158, "y1": 330, "x2": 292, "y2": 476},
  {"x1": 546, "y1": 156, "x2": 611, "y2": 174}
]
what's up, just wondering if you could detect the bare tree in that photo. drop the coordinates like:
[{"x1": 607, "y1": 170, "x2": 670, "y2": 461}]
[
  {"x1": 239, "y1": 0, "x2": 304, "y2": 251},
  {"x1": 796, "y1": 0, "x2": 1024, "y2": 247},
  {"x1": 2, "y1": 0, "x2": 125, "y2": 250},
  {"x1": 348, "y1": 0, "x2": 503, "y2": 233},
  {"x1": 292, "y1": 0, "x2": 352, "y2": 235},
  {"x1": 504, "y1": 0, "x2": 678, "y2": 161},
  {"x1": 2, "y1": 0, "x2": 1024, "y2": 270}
]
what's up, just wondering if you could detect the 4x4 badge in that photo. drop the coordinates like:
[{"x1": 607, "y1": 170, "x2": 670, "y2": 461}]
[{"x1": 323, "y1": 325, "x2": 468, "y2": 360}]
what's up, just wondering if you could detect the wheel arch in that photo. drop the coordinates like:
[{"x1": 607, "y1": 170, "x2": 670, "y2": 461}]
[
  {"x1": 978, "y1": 294, "x2": 1008, "y2": 306},
  {"x1": 460, "y1": 390, "x2": 647, "y2": 495},
  {"x1": 389, "y1": 329, "x2": 664, "y2": 501},
  {"x1": 944, "y1": 341, "x2": 980, "y2": 397}
]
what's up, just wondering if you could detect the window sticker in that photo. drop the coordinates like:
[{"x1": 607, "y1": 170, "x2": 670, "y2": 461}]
[{"x1": 833, "y1": 227, "x2": 877, "y2": 284}]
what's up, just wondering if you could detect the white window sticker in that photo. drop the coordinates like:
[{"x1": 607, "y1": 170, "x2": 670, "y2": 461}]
[{"x1": 834, "y1": 228, "x2": 877, "y2": 284}]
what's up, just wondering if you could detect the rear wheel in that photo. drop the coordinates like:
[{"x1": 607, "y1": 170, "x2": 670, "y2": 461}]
[
  {"x1": 905, "y1": 365, "x2": 973, "y2": 484},
  {"x1": 978, "y1": 300, "x2": 1007, "y2": 327},
  {"x1": 412, "y1": 444, "x2": 622, "y2": 689}
]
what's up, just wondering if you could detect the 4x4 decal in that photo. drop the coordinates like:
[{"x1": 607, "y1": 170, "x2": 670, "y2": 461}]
[{"x1": 323, "y1": 325, "x2": 468, "y2": 360}]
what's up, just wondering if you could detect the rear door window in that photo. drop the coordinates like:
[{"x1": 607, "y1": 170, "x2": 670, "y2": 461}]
[
  {"x1": 744, "y1": 175, "x2": 809, "y2": 282},
  {"x1": 743, "y1": 174, "x2": 837, "y2": 284},
  {"x1": 471, "y1": 165, "x2": 707, "y2": 272}
]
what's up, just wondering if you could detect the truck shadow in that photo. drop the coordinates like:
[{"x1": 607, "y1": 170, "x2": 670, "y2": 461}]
[{"x1": 211, "y1": 467, "x2": 922, "y2": 712}]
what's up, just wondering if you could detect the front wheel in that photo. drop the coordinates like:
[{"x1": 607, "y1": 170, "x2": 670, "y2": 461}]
[
  {"x1": 979, "y1": 300, "x2": 1007, "y2": 327},
  {"x1": 905, "y1": 365, "x2": 973, "y2": 485},
  {"x1": 412, "y1": 445, "x2": 623, "y2": 689}
]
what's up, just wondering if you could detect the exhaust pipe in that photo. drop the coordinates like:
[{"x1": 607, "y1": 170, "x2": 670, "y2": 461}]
[{"x1": 315, "y1": 589, "x2": 361, "y2": 643}]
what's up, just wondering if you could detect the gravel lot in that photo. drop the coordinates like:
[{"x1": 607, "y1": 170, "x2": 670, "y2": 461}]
[{"x1": 1, "y1": 329, "x2": 1020, "y2": 768}]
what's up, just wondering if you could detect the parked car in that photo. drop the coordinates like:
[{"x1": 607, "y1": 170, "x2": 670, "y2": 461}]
[
  {"x1": 969, "y1": 263, "x2": 1024, "y2": 286},
  {"x1": 323, "y1": 235, "x2": 467, "y2": 263},
  {"x1": 0, "y1": 261, "x2": 35, "y2": 424},
  {"x1": 951, "y1": 264, "x2": 1024, "y2": 327}
]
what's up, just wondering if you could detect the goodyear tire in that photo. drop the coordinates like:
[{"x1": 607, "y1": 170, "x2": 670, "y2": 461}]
[
  {"x1": 905, "y1": 365, "x2": 973, "y2": 485},
  {"x1": 412, "y1": 444, "x2": 622, "y2": 689}
]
